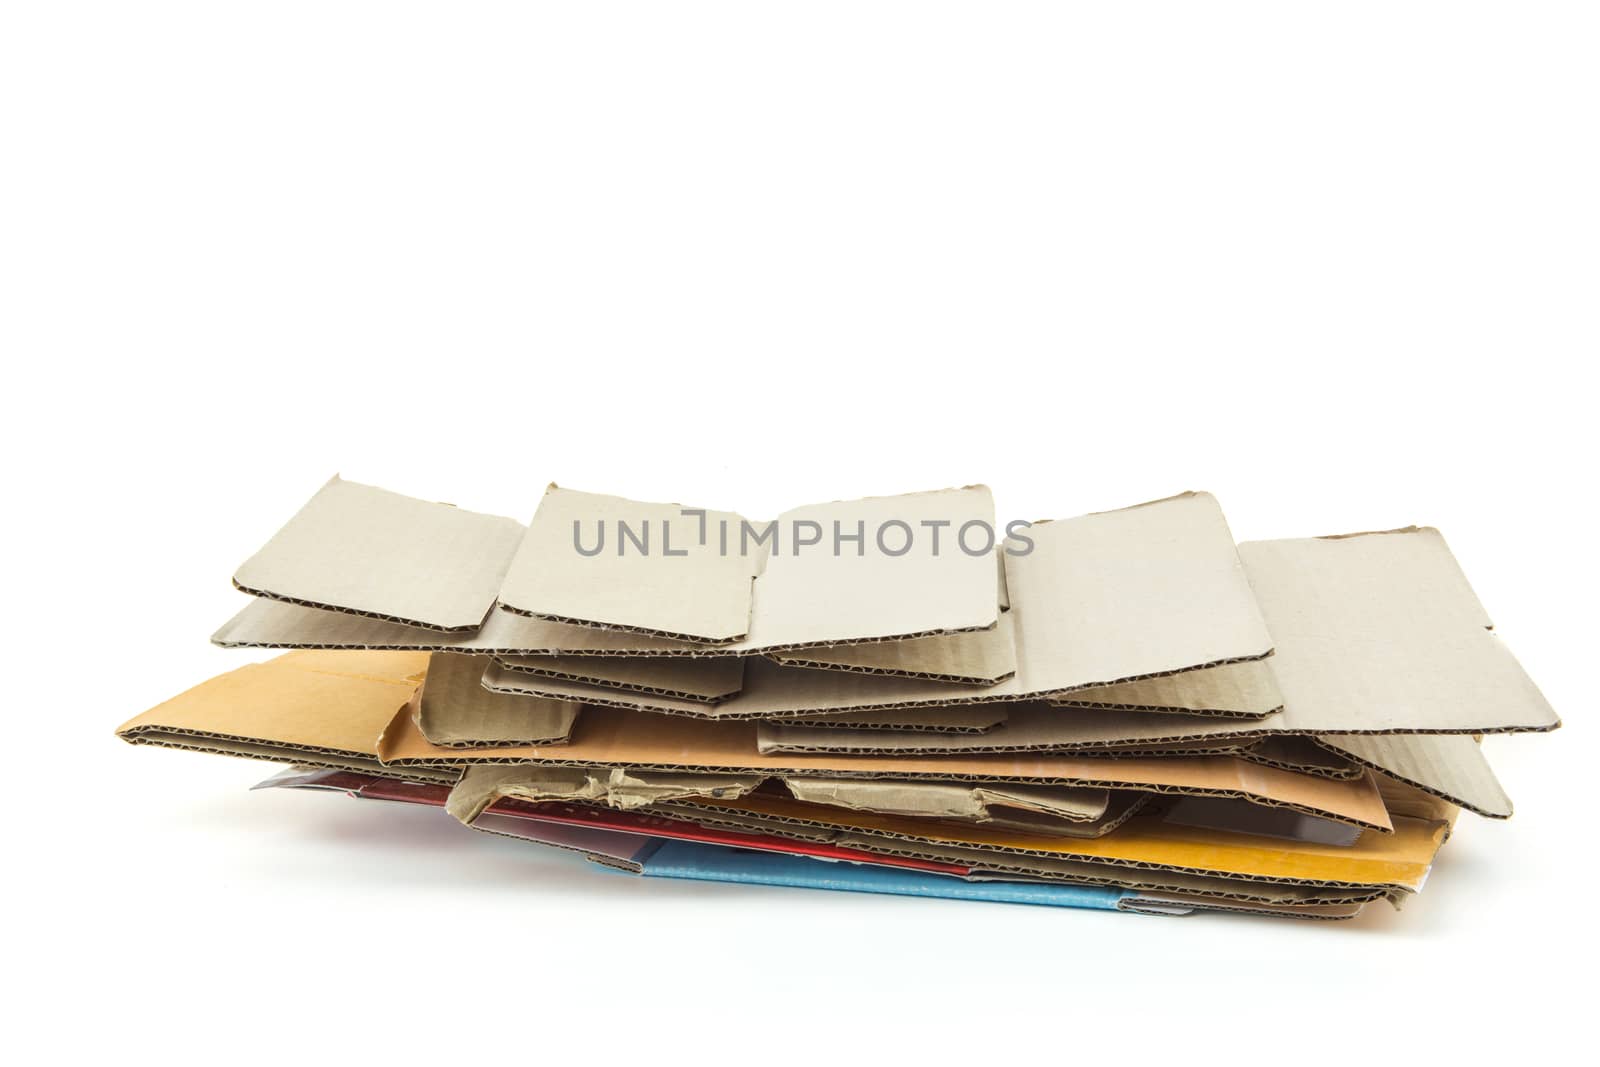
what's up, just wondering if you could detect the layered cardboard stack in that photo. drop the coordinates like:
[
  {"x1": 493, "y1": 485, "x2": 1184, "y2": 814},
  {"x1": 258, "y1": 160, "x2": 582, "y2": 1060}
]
[{"x1": 118, "y1": 476, "x2": 1561, "y2": 920}]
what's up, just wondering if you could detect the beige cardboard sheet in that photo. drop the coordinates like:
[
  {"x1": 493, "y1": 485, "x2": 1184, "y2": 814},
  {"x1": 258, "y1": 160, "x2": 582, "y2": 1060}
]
[
  {"x1": 498, "y1": 485, "x2": 1000, "y2": 648},
  {"x1": 1240, "y1": 528, "x2": 1560, "y2": 733},
  {"x1": 496, "y1": 487, "x2": 761, "y2": 643},
  {"x1": 765, "y1": 617, "x2": 1016, "y2": 685},
  {"x1": 755, "y1": 702, "x2": 1282, "y2": 755},
  {"x1": 232, "y1": 477, "x2": 526, "y2": 632},
  {"x1": 1052, "y1": 659, "x2": 1283, "y2": 718},
  {"x1": 212, "y1": 492, "x2": 1277, "y2": 720},
  {"x1": 417, "y1": 653, "x2": 578, "y2": 748},
  {"x1": 494, "y1": 651, "x2": 745, "y2": 702},
  {"x1": 375, "y1": 700, "x2": 1393, "y2": 831},
  {"x1": 116, "y1": 650, "x2": 453, "y2": 781},
  {"x1": 1316, "y1": 733, "x2": 1513, "y2": 818}
]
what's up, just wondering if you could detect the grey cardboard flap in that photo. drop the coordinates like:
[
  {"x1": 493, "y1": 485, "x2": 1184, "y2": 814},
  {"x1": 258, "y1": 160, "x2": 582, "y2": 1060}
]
[
  {"x1": 495, "y1": 651, "x2": 745, "y2": 702},
  {"x1": 1238, "y1": 736, "x2": 1363, "y2": 780},
  {"x1": 232, "y1": 476, "x2": 526, "y2": 632},
  {"x1": 497, "y1": 486, "x2": 762, "y2": 643},
  {"x1": 1240, "y1": 527, "x2": 1560, "y2": 733},
  {"x1": 417, "y1": 652, "x2": 579, "y2": 747},
  {"x1": 1315, "y1": 733, "x2": 1513, "y2": 818}
]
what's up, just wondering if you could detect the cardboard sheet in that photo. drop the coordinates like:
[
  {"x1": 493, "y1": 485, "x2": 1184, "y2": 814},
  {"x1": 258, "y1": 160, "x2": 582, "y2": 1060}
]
[
  {"x1": 496, "y1": 487, "x2": 762, "y2": 643},
  {"x1": 212, "y1": 492, "x2": 1277, "y2": 721},
  {"x1": 417, "y1": 652, "x2": 578, "y2": 748},
  {"x1": 678, "y1": 793, "x2": 1444, "y2": 889},
  {"x1": 1316, "y1": 733, "x2": 1513, "y2": 818},
  {"x1": 755, "y1": 702, "x2": 1281, "y2": 755},
  {"x1": 766, "y1": 611, "x2": 1017, "y2": 685},
  {"x1": 674, "y1": 806, "x2": 1391, "y2": 906},
  {"x1": 115, "y1": 650, "x2": 454, "y2": 782},
  {"x1": 1240, "y1": 528, "x2": 1560, "y2": 733},
  {"x1": 376, "y1": 699, "x2": 1394, "y2": 831},
  {"x1": 1051, "y1": 660, "x2": 1283, "y2": 718},
  {"x1": 232, "y1": 477, "x2": 526, "y2": 632},
  {"x1": 497, "y1": 485, "x2": 1000, "y2": 648},
  {"x1": 494, "y1": 651, "x2": 745, "y2": 703}
]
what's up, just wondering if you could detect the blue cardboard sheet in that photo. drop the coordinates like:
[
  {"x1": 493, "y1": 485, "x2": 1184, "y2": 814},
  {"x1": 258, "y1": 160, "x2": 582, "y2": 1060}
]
[{"x1": 621, "y1": 839, "x2": 1129, "y2": 911}]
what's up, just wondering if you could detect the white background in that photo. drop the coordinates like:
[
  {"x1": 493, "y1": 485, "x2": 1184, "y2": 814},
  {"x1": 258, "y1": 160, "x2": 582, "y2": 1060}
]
[{"x1": 3, "y1": 2, "x2": 1595, "y2": 1062}]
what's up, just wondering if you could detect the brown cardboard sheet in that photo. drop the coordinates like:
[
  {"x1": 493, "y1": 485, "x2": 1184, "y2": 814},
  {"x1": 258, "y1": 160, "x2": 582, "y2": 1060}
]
[
  {"x1": 494, "y1": 651, "x2": 745, "y2": 703},
  {"x1": 1315, "y1": 733, "x2": 1513, "y2": 818},
  {"x1": 676, "y1": 792, "x2": 1443, "y2": 889},
  {"x1": 375, "y1": 700, "x2": 1394, "y2": 831},
  {"x1": 115, "y1": 650, "x2": 455, "y2": 782},
  {"x1": 1239, "y1": 527, "x2": 1560, "y2": 733},
  {"x1": 417, "y1": 653, "x2": 578, "y2": 748},
  {"x1": 496, "y1": 485, "x2": 1000, "y2": 648},
  {"x1": 755, "y1": 702, "x2": 1281, "y2": 755},
  {"x1": 232, "y1": 476, "x2": 527, "y2": 632}
]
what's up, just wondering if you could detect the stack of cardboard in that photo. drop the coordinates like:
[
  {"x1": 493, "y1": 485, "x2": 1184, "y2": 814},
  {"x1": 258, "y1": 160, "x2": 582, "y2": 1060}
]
[{"x1": 118, "y1": 476, "x2": 1560, "y2": 920}]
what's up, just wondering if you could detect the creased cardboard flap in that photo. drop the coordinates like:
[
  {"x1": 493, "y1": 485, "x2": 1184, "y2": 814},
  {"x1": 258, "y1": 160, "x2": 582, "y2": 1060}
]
[
  {"x1": 1240, "y1": 528, "x2": 1560, "y2": 733},
  {"x1": 416, "y1": 652, "x2": 578, "y2": 747},
  {"x1": 232, "y1": 477, "x2": 526, "y2": 632},
  {"x1": 777, "y1": 706, "x2": 1010, "y2": 733},
  {"x1": 1315, "y1": 733, "x2": 1513, "y2": 818}
]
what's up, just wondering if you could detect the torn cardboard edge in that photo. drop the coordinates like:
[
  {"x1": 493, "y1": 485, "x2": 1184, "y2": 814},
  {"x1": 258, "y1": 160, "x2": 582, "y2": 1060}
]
[
  {"x1": 271, "y1": 768, "x2": 1393, "y2": 910},
  {"x1": 376, "y1": 699, "x2": 1395, "y2": 833}
]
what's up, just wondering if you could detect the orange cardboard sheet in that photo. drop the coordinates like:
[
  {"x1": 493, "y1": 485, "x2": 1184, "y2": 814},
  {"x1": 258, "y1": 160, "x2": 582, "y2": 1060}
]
[
  {"x1": 115, "y1": 650, "x2": 443, "y2": 779},
  {"x1": 377, "y1": 699, "x2": 1392, "y2": 831}
]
